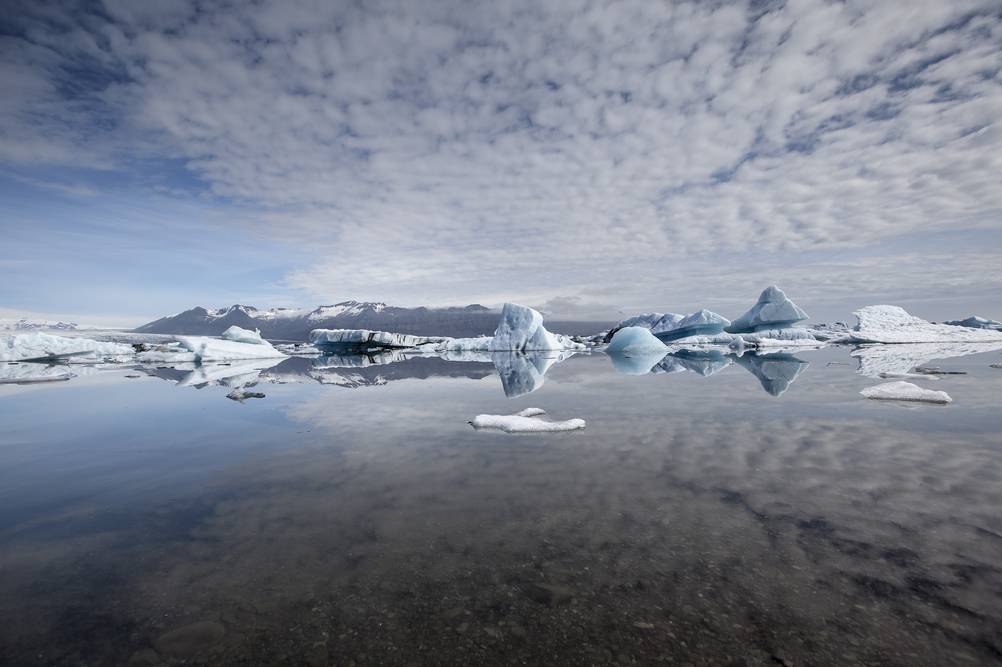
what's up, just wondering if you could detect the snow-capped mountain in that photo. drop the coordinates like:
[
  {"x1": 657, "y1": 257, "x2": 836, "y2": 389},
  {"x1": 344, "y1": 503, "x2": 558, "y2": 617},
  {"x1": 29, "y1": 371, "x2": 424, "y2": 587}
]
[
  {"x1": 135, "y1": 300, "x2": 612, "y2": 340},
  {"x1": 0, "y1": 318, "x2": 79, "y2": 332}
]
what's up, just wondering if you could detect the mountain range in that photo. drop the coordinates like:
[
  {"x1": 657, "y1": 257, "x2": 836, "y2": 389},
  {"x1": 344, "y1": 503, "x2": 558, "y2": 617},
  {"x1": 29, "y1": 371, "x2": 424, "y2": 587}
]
[{"x1": 135, "y1": 301, "x2": 612, "y2": 340}]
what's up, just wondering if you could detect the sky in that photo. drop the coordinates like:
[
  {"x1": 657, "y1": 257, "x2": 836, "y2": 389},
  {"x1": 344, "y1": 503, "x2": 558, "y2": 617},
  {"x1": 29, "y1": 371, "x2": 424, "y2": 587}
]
[{"x1": 1, "y1": 0, "x2": 1000, "y2": 327}]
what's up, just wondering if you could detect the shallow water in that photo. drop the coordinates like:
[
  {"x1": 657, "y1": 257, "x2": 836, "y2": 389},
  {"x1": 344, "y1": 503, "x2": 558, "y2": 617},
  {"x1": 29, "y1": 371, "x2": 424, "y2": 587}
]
[{"x1": 1, "y1": 347, "x2": 1001, "y2": 665}]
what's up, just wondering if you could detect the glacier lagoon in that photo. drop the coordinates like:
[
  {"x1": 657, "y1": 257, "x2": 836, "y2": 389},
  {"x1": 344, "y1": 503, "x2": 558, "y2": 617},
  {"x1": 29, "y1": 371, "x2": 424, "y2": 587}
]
[{"x1": 1, "y1": 346, "x2": 1002, "y2": 665}]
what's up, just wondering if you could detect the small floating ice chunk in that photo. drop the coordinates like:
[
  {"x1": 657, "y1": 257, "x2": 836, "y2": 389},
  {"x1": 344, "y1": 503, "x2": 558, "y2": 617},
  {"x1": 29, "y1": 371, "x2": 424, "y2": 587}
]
[
  {"x1": 470, "y1": 408, "x2": 586, "y2": 433},
  {"x1": 860, "y1": 381, "x2": 952, "y2": 404}
]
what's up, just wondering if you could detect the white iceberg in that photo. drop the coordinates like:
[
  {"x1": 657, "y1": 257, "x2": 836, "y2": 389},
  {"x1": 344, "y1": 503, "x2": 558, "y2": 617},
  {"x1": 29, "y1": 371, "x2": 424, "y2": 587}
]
[
  {"x1": 726, "y1": 286, "x2": 808, "y2": 333},
  {"x1": 490, "y1": 303, "x2": 585, "y2": 352},
  {"x1": 0, "y1": 333, "x2": 134, "y2": 362},
  {"x1": 860, "y1": 381, "x2": 952, "y2": 404},
  {"x1": 470, "y1": 408, "x2": 586, "y2": 433},
  {"x1": 221, "y1": 325, "x2": 268, "y2": 345},
  {"x1": 850, "y1": 306, "x2": 1002, "y2": 343},
  {"x1": 422, "y1": 336, "x2": 493, "y2": 353},
  {"x1": 616, "y1": 312, "x2": 671, "y2": 330},
  {"x1": 175, "y1": 336, "x2": 286, "y2": 361}
]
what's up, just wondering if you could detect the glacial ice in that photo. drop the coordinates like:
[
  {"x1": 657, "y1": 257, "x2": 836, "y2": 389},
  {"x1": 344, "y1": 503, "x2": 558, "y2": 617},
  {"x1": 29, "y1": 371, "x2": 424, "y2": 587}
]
[
  {"x1": 616, "y1": 313, "x2": 670, "y2": 330},
  {"x1": 0, "y1": 333, "x2": 134, "y2": 362},
  {"x1": 850, "y1": 306, "x2": 1002, "y2": 343},
  {"x1": 310, "y1": 329, "x2": 446, "y2": 350},
  {"x1": 175, "y1": 336, "x2": 287, "y2": 361},
  {"x1": 470, "y1": 408, "x2": 586, "y2": 433},
  {"x1": 726, "y1": 286, "x2": 808, "y2": 333},
  {"x1": 221, "y1": 325, "x2": 268, "y2": 345},
  {"x1": 943, "y1": 316, "x2": 1002, "y2": 331},
  {"x1": 860, "y1": 381, "x2": 952, "y2": 404},
  {"x1": 654, "y1": 309, "x2": 731, "y2": 342},
  {"x1": 491, "y1": 303, "x2": 585, "y2": 352},
  {"x1": 606, "y1": 327, "x2": 669, "y2": 356}
]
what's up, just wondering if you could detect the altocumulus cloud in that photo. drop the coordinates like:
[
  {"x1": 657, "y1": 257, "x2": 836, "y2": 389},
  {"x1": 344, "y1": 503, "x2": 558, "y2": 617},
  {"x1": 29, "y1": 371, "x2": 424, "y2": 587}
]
[{"x1": 2, "y1": 0, "x2": 1001, "y2": 318}]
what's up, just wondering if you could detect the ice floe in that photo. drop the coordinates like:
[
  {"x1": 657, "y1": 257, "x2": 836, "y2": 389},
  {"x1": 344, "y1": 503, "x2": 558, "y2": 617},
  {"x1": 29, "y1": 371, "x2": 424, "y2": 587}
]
[
  {"x1": 726, "y1": 286, "x2": 809, "y2": 333},
  {"x1": 860, "y1": 381, "x2": 952, "y2": 404},
  {"x1": 0, "y1": 333, "x2": 134, "y2": 362},
  {"x1": 850, "y1": 306, "x2": 1002, "y2": 344},
  {"x1": 470, "y1": 408, "x2": 586, "y2": 433}
]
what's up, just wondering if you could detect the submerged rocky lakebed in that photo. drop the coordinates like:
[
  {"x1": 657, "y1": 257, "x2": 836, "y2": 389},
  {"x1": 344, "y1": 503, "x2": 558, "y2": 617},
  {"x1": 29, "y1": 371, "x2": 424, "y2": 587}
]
[{"x1": 1, "y1": 340, "x2": 1001, "y2": 665}]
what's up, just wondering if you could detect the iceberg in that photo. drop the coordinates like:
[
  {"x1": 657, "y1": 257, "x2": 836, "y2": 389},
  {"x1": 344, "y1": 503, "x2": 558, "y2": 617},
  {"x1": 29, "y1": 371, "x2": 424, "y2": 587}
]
[
  {"x1": 737, "y1": 327, "x2": 819, "y2": 346},
  {"x1": 310, "y1": 329, "x2": 446, "y2": 351},
  {"x1": 850, "y1": 306, "x2": 1002, "y2": 343},
  {"x1": 617, "y1": 313, "x2": 669, "y2": 330},
  {"x1": 221, "y1": 325, "x2": 268, "y2": 345},
  {"x1": 734, "y1": 352, "x2": 809, "y2": 396},
  {"x1": 653, "y1": 309, "x2": 731, "y2": 342},
  {"x1": 470, "y1": 408, "x2": 586, "y2": 433},
  {"x1": 490, "y1": 303, "x2": 585, "y2": 352},
  {"x1": 726, "y1": 286, "x2": 808, "y2": 333},
  {"x1": 0, "y1": 333, "x2": 134, "y2": 362},
  {"x1": 860, "y1": 381, "x2": 952, "y2": 404},
  {"x1": 943, "y1": 316, "x2": 1002, "y2": 331},
  {"x1": 606, "y1": 326, "x2": 668, "y2": 355},
  {"x1": 175, "y1": 336, "x2": 286, "y2": 361}
]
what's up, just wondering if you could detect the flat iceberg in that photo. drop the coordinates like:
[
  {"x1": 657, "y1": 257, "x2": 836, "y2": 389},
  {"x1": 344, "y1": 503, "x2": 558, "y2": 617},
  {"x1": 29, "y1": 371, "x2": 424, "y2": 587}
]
[
  {"x1": 738, "y1": 327, "x2": 819, "y2": 346},
  {"x1": 860, "y1": 381, "x2": 952, "y2": 404},
  {"x1": 850, "y1": 306, "x2": 1002, "y2": 343},
  {"x1": 490, "y1": 303, "x2": 585, "y2": 352},
  {"x1": 175, "y1": 336, "x2": 286, "y2": 361},
  {"x1": 654, "y1": 309, "x2": 731, "y2": 342},
  {"x1": 470, "y1": 408, "x2": 586, "y2": 433},
  {"x1": 726, "y1": 286, "x2": 808, "y2": 333},
  {"x1": 943, "y1": 315, "x2": 1002, "y2": 331},
  {"x1": 0, "y1": 333, "x2": 134, "y2": 362},
  {"x1": 221, "y1": 325, "x2": 268, "y2": 345},
  {"x1": 310, "y1": 329, "x2": 445, "y2": 351}
]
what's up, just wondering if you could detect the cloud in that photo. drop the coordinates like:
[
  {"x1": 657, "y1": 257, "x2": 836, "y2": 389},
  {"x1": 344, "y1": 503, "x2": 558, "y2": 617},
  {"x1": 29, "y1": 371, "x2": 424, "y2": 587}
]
[{"x1": 1, "y1": 0, "x2": 1001, "y2": 316}]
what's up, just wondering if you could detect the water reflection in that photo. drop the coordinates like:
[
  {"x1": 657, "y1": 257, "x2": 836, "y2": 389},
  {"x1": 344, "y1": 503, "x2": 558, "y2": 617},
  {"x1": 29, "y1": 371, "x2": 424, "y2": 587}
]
[{"x1": 607, "y1": 349, "x2": 810, "y2": 396}]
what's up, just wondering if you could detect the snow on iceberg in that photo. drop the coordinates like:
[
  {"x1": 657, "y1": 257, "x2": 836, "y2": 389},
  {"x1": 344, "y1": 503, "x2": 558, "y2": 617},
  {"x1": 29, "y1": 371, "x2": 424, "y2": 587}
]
[
  {"x1": 943, "y1": 315, "x2": 1002, "y2": 331},
  {"x1": 221, "y1": 325, "x2": 268, "y2": 345},
  {"x1": 850, "y1": 306, "x2": 1002, "y2": 343},
  {"x1": 860, "y1": 381, "x2": 952, "y2": 404},
  {"x1": 490, "y1": 303, "x2": 585, "y2": 352},
  {"x1": 175, "y1": 336, "x2": 286, "y2": 361},
  {"x1": 0, "y1": 333, "x2": 134, "y2": 362},
  {"x1": 653, "y1": 309, "x2": 730, "y2": 342},
  {"x1": 470, "y1": 408, "x2": 586, "y2": 433},
  {"x1": 726, "y1": 286, "x2": 808, "y2": 333}
]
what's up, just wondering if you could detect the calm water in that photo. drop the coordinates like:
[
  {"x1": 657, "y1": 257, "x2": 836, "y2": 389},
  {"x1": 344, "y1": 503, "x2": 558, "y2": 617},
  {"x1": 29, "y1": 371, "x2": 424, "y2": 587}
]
[{"x1": 1, "y1": 346, "x2": 1001, "y2": 666}]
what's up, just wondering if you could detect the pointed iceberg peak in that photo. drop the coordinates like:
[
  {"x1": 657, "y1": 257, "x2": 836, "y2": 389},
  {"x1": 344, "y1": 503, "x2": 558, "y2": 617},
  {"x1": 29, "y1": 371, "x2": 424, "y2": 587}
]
[
  {"x1": 726, "y1": 285, "x2": 808, "y2": 334},
  {"x1": 491, "y1": 303, "x2": 585, "y2": 352}
]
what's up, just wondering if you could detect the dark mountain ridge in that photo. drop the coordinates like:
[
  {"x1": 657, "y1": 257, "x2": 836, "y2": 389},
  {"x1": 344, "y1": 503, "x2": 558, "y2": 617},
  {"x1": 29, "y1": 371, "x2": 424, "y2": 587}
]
[{"x1": 135, "y1": 300, "x2": 612, "y2": 340}]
